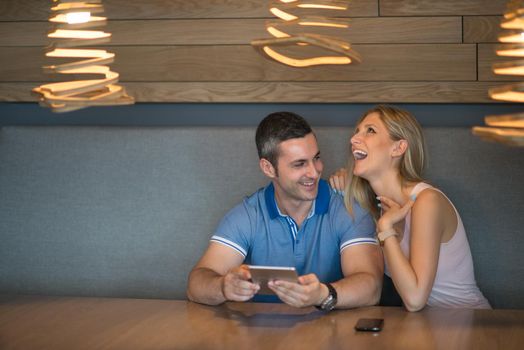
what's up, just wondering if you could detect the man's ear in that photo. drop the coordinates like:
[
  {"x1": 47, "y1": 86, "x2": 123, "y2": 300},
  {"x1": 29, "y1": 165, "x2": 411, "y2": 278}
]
[
  {"x1": 259, "y1": 158, "x2": 276, "y2": 178},
  {"x1": 392, "y1": 139, "x2": 408, "y2": 158}
]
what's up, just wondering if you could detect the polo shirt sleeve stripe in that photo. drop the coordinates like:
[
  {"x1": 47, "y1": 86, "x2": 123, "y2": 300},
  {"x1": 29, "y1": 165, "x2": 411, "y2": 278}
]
[
  {"x1": 210, "y1": 235, "x2": 247, "y2": 257},
  {"x1": 340, "y1": 237, "x2": 378, "y2": 252}
]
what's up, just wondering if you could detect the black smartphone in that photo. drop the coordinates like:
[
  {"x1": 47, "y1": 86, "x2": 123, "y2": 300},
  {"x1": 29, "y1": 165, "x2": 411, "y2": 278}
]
[{"x1": 354, "y1": 318, "x2": 384, "y2": 332}]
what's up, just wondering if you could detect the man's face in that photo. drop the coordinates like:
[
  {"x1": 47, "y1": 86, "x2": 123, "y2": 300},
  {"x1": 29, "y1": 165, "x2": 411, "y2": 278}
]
[{"x1": 271, "y1": 133, "x2": 324, "y2": 203}]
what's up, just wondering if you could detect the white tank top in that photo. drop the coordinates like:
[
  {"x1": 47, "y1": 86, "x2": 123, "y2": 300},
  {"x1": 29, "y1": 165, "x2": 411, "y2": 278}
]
[{"x1": 385, "y1": 182, "x2": 491, "y2": 309}]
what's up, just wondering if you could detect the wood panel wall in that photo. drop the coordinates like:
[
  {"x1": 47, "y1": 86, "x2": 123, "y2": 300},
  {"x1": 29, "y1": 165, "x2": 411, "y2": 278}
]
[{"x1": 0, "y1": 0, "x2": 513, "y2": 103}]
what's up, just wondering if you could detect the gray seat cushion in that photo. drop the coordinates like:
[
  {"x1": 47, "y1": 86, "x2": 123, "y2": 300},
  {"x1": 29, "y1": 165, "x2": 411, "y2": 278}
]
[{"x1": 0, "y1": 126, "x2": 522, "y2": 308}]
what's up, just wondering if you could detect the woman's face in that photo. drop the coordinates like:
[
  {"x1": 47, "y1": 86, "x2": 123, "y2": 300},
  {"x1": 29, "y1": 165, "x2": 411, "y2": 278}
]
[{"x1": 350, "y1": 112, "x2": 398, "y2": 180}]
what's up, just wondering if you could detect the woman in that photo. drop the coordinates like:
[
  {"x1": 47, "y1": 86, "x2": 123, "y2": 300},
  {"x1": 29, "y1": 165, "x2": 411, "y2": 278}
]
[{"x1": 330, "y1": 105, "x2": 490, "y2": 311}]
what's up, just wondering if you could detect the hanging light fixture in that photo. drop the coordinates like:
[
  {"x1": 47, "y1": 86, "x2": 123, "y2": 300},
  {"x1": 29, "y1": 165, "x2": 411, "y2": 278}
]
[
  {"x1": 33, "y1": 0, "x2": 134, "y2": 113},
  {"x1": 251, "y1": 0, "x2": 361, "y2": 67},
  {"x1": 473, "y1": 0, "x2": 524, "y2": 146}
]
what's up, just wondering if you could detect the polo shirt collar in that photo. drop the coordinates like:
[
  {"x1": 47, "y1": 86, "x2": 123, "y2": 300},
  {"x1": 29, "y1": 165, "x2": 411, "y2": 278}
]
[{"x1": 264, "y1": 179, "x2": 330, "y2": 220}]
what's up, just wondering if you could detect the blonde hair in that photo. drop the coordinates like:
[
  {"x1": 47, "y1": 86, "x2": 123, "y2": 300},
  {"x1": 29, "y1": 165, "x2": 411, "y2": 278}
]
[{"x1": 345, "y1": 105, "x2": 427, "y2": 220}]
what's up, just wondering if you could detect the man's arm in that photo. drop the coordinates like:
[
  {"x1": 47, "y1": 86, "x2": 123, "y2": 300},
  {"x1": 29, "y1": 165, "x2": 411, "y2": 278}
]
[
  {"x1": 186, "y1": 242, "x2": 259, "y2": 305},
  {"x1": 332, "y1": 243, "x2": 383, "y2": 308}
]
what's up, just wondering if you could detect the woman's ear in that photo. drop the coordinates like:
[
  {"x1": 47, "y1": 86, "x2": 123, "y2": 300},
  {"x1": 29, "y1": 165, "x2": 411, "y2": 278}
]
[
  {"x1": 259, "y1": 158, "x2": 277, "y2": 178},
  {"x1": 391, "y1": 139, "x2": 408, "y2": 158}
]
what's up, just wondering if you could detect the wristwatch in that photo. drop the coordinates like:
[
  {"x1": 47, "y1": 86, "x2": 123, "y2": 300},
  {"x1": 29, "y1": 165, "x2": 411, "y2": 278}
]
[
  {"x1": 377, "y1": 228, "x2": 398, "y2": 246},
  {"x1": 315, "y1": 283, "x2": 338, "y2": 311}
]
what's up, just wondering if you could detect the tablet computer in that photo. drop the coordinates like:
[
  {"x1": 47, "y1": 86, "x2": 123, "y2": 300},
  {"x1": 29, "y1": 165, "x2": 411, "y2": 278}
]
[{"x1": 247, "y1": 265, "x2": 298, "y2": 295}]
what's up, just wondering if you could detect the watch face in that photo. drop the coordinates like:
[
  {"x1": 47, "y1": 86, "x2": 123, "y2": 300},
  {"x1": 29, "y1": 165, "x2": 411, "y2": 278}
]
[
  {"x1": 323, "y1": 295, "x2": 336, "y2": 310},
  {"x1": 315, "y1": 283, "x2": 338, "y2": 311},
  {"x1": 321, "y1": 283, "x2": 337, "y2": 310}
]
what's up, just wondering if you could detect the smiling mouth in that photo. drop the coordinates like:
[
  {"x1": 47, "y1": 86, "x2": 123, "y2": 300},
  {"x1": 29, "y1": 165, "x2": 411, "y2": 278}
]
[
  {"x1": 353, "y1": 150, "x2": 368, "y2": 160},
  {"x1": 299, "y1": 179, "x2": 317, "y2": 190}
]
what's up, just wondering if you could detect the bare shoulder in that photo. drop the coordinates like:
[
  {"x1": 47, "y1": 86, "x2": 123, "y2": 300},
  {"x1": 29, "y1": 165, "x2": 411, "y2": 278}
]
[
  {"x1": 413, "y1": 187, "x2": 448, "y2": 211},
  {"x1": 412, "y1": 187, "x2": 457, "y2": 236}
]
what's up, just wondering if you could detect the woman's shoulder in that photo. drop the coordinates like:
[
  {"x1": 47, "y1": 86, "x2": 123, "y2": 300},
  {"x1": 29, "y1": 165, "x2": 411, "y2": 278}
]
[
  {"x1": 411, "y1": 183, "x2": 450, "y2": 211},
  {"x1": 411, "y1": 183, "x2": 458, "y2": 230}
]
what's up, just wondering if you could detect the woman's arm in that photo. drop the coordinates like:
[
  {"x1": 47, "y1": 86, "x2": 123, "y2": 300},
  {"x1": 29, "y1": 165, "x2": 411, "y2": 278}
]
[{"x1": 378, "y1": 190, "x2": 446, "y2": 311}]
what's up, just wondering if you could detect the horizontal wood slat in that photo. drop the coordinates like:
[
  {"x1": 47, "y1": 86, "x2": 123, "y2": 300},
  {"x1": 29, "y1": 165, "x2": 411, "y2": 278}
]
[
  {"x1": 464, "y1": 16, "x2": 502, "y2": 43},
  {"x1": 380, "y1": 0, "x2": 507, "y2": 16},
  {"x1": 478, "y1": 44, "x2": 521, "y2": 82},
  {"x1": 0, "y1": 82, "x2": 501, "y2": 103},
  {"x1": 0, "y1": 44, "x2": 476, "y2": 82},
  {"x1": 0, "y1": 17, "x2": 462, "y2": 46},
  {"x1": 0, "y1": 0, "x2": 378, "y2": 21},
  {"x1": 0, "y1": 0, "x2": 511, "y2": 104}
]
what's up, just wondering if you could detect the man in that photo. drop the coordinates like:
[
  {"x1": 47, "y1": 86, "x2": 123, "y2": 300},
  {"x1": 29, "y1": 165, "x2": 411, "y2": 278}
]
[{"x1": 187, "y1": 112, "x2": 382, "y2": 310}]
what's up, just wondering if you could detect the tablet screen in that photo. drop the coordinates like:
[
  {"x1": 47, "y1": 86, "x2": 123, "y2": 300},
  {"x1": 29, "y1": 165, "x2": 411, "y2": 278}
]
[{"x1": 248, "y1": 265, "x2": 298, "y2": 294}]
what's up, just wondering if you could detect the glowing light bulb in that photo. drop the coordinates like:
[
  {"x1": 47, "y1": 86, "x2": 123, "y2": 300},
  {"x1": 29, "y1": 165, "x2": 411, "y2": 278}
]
[{"x1": 65, "y1": 12, "x2": 91, "y2": 24}]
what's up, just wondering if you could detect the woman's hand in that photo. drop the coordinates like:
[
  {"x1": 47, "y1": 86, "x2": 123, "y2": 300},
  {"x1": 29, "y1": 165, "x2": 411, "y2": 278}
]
[
  {"x1": 329, "y1": 168, "x2": 348, "y2": 193},
  {"x1": 377, "y1": 196, "x2": 415, "y2": 232}
]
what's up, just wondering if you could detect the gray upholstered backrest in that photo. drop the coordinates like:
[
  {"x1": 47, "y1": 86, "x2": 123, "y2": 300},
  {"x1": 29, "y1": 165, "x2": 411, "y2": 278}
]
[{"x1": 0, "y1": 126, "x2": 522, "y2": 308}]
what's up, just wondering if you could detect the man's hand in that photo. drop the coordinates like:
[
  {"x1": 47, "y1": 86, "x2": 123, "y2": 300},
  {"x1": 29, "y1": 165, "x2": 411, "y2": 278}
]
[
  {"x1": 221, "y1": 265, "x2": 260, "y2": 302},
  {"x1": 267, "y1": 273, "x2": 327, "y2": 308}
]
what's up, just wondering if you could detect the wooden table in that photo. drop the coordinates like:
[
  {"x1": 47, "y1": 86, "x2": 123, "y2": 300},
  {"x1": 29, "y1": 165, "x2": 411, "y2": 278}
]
[{"x1": 1, "y1": 295, "x2": 523, "y2": 349}]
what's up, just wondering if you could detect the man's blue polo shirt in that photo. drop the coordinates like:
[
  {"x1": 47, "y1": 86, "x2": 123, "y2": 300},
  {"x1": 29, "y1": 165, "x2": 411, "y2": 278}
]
[{"x1": 211, "y1": 179, "x2": 376, "y2": 301}]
